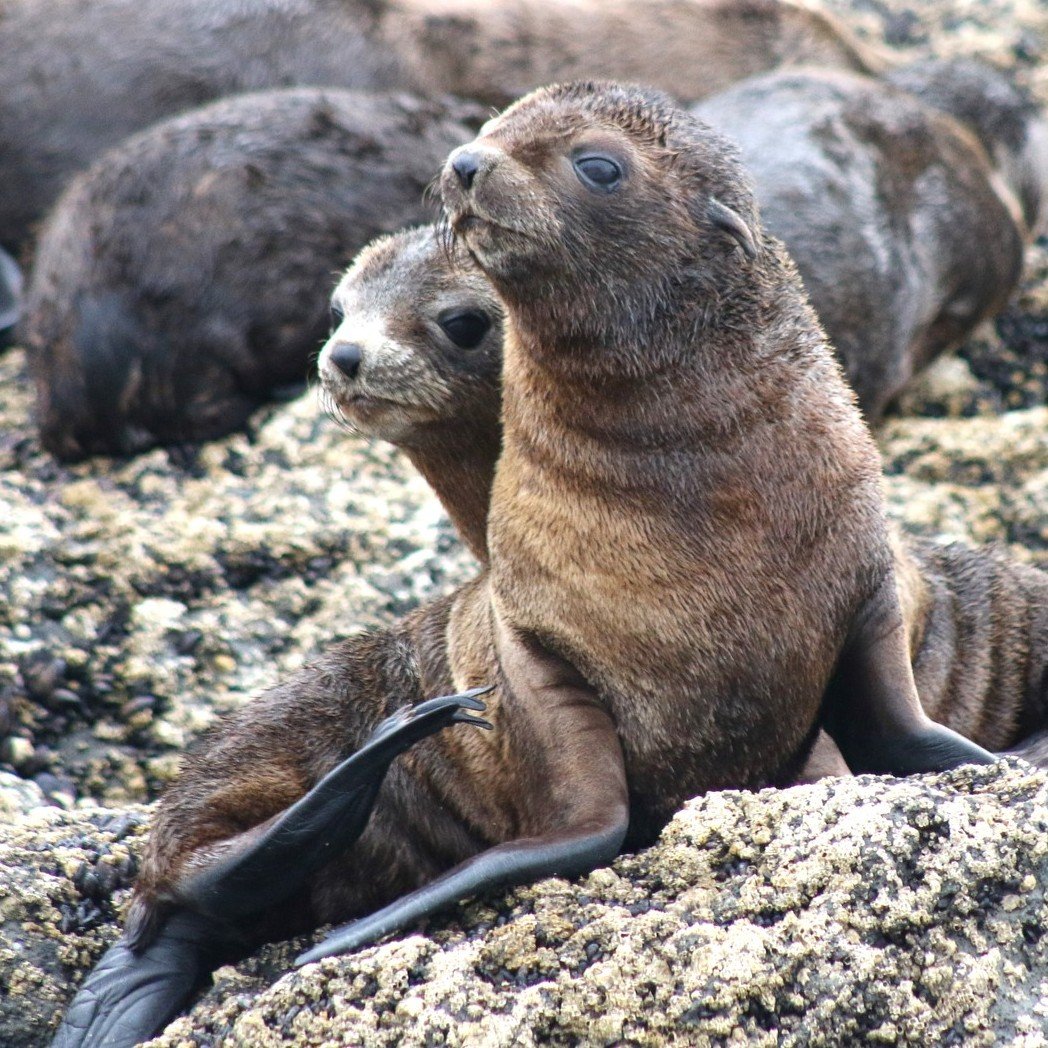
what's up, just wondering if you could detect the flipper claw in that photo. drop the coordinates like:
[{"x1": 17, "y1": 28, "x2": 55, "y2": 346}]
[{"x1": 451, "y1": 711, "x2": 494, "y2": 729}]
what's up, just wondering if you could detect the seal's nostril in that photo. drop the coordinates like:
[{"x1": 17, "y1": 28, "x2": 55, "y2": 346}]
[
  {"x1": 328, "y1": 341, "x2": 363, "y2": 380},
  {"x1": 452, "y1": 150, "x2": 482, "y2": 191}
]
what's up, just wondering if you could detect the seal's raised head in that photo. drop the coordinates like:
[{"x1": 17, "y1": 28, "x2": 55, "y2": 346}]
[
  {"x1": 319, "y1": 226, "x2": 503, "y2": 447},
  {"x1": 441, "y1": 81, "x2": 760, "y2": 336}
]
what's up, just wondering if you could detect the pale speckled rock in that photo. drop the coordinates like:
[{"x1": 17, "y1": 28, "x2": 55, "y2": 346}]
[
  {"x1": 0, "y1": 347, "x2": 477, "y2": 806},
  {"x1": 3, "y1": 765, "x2": 1048, "y2": 1047},
  {"x1": 880, "y1": 407, "x2": 1048, "y2": 565}
]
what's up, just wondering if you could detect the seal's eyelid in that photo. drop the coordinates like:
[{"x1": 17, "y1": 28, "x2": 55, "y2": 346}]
[
  {"x1": 706, "y1": 197, "x2": 758, "y2": 260},
  {"x1": 329, "y1": 302, "x2": 345, "y2": 331}
]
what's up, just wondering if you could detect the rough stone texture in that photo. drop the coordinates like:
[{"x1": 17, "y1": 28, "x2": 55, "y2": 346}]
[
  {"x1": 4, "y1": 765, "x2": 1048, "y2": 1047},
  {"x1": 2, "y1": 0, "x2": 1048, "y2": 1044}
]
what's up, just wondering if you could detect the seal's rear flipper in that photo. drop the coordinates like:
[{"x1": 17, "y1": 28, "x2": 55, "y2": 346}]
[
  {"x1": 296, "y1": 627, "x2": 629, "y2": 966},
  {"x1": 51, "y1": 910, "x2": 220, "y2": 1048},
  {"x1": 176, "y1": 687, "x2": 493, "y2": 920},
  {"x1": 0, "y1": 246, "x2": 23, "y2": 350}
]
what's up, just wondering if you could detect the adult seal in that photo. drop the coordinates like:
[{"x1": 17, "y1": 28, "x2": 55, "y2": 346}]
[
  {"x1": 23, "y1": 89, "x2": 485, "y2": 462},
  {"x1": 692, "y1": 63, "x2": 1040, "y2": 421}
]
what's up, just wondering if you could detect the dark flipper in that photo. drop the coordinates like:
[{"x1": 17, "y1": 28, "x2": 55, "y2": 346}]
[
  {"x1": 51, "y1": 911, "x2": 223, "y2": 1048},
  {"x1": 53, "y1": 688, "x2": 492, "y2": 1048},
  {"x1": 178, "y1": 686, "x2": 493, "y2": 920},
  {"x1": 297, "y1": 818, "x2": 626, "y2": 965},
  {"x1": 824, "y1": 576, "x2": 995, "y2": 774},
  {"x1": 298, "y1": 621, "x2": 630, "y2": 967},
  {"x1": 0, "y1": 246, "x2": 22, "y2": 349}
]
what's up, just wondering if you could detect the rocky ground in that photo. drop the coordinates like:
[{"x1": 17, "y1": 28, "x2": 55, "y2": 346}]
[{"x1": 2, "y1": 0, "x2": 1048, "y2": 1044}]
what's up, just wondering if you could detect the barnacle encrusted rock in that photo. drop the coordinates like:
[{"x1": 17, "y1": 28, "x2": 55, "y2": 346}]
[
  {"x1": 3, "y1": 763, "x2": 1047, "y2": 1047},
  {"x1": 150, "y1": 763, "x2": 1048, "y2": 1047}
]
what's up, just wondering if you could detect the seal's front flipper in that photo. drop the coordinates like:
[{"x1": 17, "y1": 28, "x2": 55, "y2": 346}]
[
  {"x1": 824, "y1": 576, "x2": 995, "y2": 774},
  {"x1": 177, "y1": 687, "x2": 493, "y2": 920},
  {"x1": 51, "y1": 910, "x2": 220, "y2": 1048}
]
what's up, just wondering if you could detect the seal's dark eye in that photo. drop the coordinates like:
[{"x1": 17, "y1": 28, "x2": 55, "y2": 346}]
[
  {"x1": 573, "y1": 154, "x2": 622, "y2": 191},
  {"x1": 438, "y1": 310, "x2": 491, "y2": 349},
  {"x1": 329, "y1": 303, "x2": 344, "y2": 333}
]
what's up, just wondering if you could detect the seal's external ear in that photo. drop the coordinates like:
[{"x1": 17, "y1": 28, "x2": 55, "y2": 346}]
[{"x1": 707, "y1": 198, "x2": 757, "y2": 259}]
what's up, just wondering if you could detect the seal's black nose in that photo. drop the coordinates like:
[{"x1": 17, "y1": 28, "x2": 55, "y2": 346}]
[
  {"x1": 452, "y1": 150, "x2": 482, "y2": 190},
  {"x1": 328, "y1": 341, "x2": 363, "y2": 380}
]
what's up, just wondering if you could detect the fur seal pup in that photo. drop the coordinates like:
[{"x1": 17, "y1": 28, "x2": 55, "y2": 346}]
[
  {"x1": 0, "y1": 0, "x2": 879, "y2": 248},
  {"x1": 692, "y1": 65, "x2": 1033, "y2": 422},
  {"x1": 323, "y1": 225, "x2": 1048, "y2": 759},
  {"x1": 321, "y1": 228, "x2": 503, "y2": 561},
  {"x1": 23, "y1": 89, "x2": 485, "y2": 462}
]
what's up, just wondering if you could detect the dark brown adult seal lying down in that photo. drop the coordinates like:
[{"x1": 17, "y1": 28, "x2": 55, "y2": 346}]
[
  {"x1": 692, "y1": 62, "x2": 1044, "y2": 422},
  {"x1": 0, "y1": 0, "x2": 878, "y2": 247},
  {"x1": 54, "y1": 87, "x2": 994, "y2": 1046},
  {"x1": 23, "y1": 89, "x2": 484, "y2": 462}
]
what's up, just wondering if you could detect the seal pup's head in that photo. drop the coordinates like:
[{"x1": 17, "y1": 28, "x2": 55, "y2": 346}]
[
  {"x1": 440, "y1": 81, "x2": 765, "y2": 373},
  {"x1": 318, "y1": 225, "x2": 503, "y2": 448}
]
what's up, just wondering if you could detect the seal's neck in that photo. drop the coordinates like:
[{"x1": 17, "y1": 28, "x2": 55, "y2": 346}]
[{"x1": 400, "y1": 417, "x2": 500, "y2": 562}]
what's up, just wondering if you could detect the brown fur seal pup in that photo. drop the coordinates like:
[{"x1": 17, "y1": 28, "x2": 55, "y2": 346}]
[
  {"x1": 691, "y1": 67, "x2": 1030, "y2": 423},
  {"x1": 0, "y1": 0, "x2": 879, "y2": 248},
  {"x1": 23, "y1": 89, "x2": 485, "y2": 462},
  {"x1": 323, "y1": 225, "x2": 1048, "y2": 762},
  {"x1": 440, "y1": 80, "x2": 988, "y2": 823}
]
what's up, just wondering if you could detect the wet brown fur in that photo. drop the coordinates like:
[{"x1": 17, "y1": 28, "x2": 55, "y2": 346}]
[
  {"x1": 693, "y1": 67, "x2": 1030, "y2": 422},
  {"x1": 0, "y1": 0, "x2": 879, "y2": 248}
]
